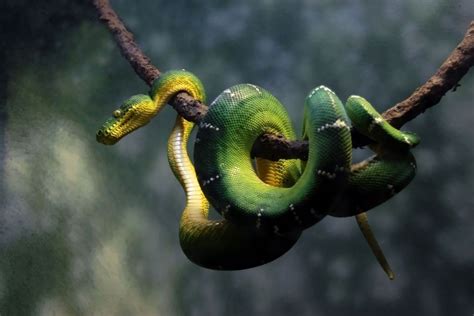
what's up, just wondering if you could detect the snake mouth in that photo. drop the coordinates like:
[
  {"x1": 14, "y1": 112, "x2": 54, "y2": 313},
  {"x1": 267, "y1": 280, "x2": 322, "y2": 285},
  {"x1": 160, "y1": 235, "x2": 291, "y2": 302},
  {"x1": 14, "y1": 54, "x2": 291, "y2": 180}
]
[
  {"x1": 97, "y1": 109, "x2": 153, "y2": 145},
  {"x1": 96, "y1": 129, "x2": 118, "y2": 145},
  {"x1": 96, "y1": 107, "x2": 140, "y2": 145}
]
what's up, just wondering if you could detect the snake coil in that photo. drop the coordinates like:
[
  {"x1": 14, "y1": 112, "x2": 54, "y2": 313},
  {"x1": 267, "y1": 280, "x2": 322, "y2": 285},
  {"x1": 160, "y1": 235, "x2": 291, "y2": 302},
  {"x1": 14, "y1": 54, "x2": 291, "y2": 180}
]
[{"x1": 97, "y1": 70, "x2": 419, "y2": 277}]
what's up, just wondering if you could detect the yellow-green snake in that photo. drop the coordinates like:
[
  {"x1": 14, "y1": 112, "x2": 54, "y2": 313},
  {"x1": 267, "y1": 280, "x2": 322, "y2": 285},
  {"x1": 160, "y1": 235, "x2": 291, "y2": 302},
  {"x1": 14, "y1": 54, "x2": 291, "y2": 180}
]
[{"x1": 97, "y1": 70, "x2": 418, "y2": 277}]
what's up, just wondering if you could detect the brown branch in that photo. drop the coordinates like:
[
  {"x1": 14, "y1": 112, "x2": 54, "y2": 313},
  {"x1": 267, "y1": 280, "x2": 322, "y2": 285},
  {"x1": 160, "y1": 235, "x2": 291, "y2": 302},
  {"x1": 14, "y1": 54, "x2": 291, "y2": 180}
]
[
  {"x1": 383, "y1": 21, "x2": 474, "y2": 129},
  {"x1": 92, "y1": 0, "x2": 160, "y2": 84},
  {"x1": 92, "y1": 0, "x2": 474, "y2": 160}
]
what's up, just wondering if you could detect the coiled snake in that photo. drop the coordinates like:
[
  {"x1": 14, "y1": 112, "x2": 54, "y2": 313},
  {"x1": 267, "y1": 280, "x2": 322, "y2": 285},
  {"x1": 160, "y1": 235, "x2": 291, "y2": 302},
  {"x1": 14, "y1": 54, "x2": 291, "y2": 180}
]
[{"x1": 97, "y1": 70, "x2": 418, "y2": 278}]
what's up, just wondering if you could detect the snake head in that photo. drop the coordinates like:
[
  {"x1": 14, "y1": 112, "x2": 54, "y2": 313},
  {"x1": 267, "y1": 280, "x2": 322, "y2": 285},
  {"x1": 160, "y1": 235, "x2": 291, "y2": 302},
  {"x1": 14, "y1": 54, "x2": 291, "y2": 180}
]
[{"x1": 96, "y1": 94, "x2": 156, "y2": 145}]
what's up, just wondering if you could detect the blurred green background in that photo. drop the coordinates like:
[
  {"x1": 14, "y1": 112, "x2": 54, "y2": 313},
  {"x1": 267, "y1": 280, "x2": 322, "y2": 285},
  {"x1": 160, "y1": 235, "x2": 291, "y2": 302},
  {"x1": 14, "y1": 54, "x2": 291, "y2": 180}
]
[{"x1": 0, "y1": 1, "x2": 473, "y2": 315}]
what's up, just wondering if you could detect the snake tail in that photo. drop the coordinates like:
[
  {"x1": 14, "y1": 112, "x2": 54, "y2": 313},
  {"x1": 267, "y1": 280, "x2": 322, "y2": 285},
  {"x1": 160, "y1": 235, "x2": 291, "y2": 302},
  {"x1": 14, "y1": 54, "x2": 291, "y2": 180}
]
[{"x1": 356, "y1": 212, "x2": 395, "y2": 280}]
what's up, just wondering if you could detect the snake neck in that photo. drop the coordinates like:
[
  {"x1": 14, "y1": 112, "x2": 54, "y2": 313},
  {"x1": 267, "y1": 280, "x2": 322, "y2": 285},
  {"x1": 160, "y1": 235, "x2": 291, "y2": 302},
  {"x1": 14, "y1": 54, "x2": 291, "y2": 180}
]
[
  {"x1": 150, "y1": 70, "x2": 206, "y2": 109},
  {"x1": 168, "y1": 116, "x2": 209, "y2": 221}
]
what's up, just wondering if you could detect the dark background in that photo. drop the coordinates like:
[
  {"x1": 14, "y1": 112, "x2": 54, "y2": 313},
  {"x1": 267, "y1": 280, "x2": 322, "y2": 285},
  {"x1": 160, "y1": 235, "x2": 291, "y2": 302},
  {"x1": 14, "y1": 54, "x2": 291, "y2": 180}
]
[{"x1": 0, "y1": 1, "x2": 473, "y2": 315}]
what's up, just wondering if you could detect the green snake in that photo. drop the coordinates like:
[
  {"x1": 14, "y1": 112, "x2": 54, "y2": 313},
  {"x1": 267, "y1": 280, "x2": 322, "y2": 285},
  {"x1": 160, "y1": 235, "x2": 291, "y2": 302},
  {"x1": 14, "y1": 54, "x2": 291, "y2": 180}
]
[{"x1": 97, "y1": 70, "x2": 419, "y2": 276}]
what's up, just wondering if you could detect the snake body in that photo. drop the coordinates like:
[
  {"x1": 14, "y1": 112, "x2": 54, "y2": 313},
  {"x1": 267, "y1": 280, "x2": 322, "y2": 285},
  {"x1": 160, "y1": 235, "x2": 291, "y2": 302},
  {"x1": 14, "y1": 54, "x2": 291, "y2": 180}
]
[
  {"x1": 194, "y1": 84, "x2": 352, "y2": 233},
  {"x1": 168, "y1": 113, "x2": 302, "y2": 270},
  {"x1": 98, "y1": 70, "x2": 303, "y2": 269},
  {"x1": 328, "y1": 96, "x2": 419, "y2": 217},
  {"x1": 97, "y1": 70, "x2": 419, "y2": 274}
]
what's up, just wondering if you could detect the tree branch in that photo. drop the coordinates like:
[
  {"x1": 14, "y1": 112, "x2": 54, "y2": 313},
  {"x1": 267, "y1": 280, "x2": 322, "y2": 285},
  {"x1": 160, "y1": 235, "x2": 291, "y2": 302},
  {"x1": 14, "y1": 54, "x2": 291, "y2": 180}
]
[
  {"x1": 92, "y1": 0, "x2": 160, "y2": 84},
  {"x1": 383, "y1": 21, "x2": 474, "y2": 129},
  {"x1": 92, "y1": 0, "x2": 474, "y2": 160}
]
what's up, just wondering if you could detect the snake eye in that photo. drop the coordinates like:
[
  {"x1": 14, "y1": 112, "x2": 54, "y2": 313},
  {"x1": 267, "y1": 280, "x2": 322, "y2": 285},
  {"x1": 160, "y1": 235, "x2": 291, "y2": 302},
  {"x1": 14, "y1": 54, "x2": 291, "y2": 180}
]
[{"x1": 113, "y1": 109, "x2": 122, "y2": 118}]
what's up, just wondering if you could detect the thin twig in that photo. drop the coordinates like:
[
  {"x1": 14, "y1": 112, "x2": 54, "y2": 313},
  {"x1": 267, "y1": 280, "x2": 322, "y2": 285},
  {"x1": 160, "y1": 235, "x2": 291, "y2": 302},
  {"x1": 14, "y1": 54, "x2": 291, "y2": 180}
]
[{"x1": 92, "y1": 0, "x2": 474, "y2": 160}]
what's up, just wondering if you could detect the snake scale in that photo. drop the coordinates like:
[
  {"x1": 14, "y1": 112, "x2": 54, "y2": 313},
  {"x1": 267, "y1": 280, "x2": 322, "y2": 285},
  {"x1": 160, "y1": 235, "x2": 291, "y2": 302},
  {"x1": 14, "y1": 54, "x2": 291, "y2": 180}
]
[{"x1": 97, "y1": 70, "x2": 419, "y2": 277}]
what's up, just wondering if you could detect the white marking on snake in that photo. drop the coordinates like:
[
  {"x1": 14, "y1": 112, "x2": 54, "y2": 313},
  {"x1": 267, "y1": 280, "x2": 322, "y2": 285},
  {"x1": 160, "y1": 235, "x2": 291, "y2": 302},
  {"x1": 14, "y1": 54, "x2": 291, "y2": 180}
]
[
  {"x1": 317, "y1": 119, "x2": 350, "y2": 132},
  {"x1": 387, "y1": 184, "x2": 396, "y2": 195},
  {"x1": 247, "y1": 84, "x2": 262, "y2": 94},
  {"x1": 309, "y1": 85, "x2": 333, "y2": 98},
  {"x1": 199, "y1": 122, "x2": 220, "y2": 131},
  {"x1": 211, "y1": 90, "x2": 229, "y2": 106},
  {"x1": 256, "y1": 208, "x2": 263, "y2": 228},
  {"x1": 203, "y1": 174, "x2": 221, "y2": 185},
  {"x1": 317, "y1": 169, "x2": 336, "y2": 179},
  {"x1": 369, "y1": 116, "x2": 384, "y2": 132},
  {"x1": 222, "y1": 88, "x2": 237, "y2": 99},
  {"x1": 317, "y1": 85, "x2": 333, "y2": 93},
  {"x1": 403, "y1": 135, "x2": 411, "y2": 144}
]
